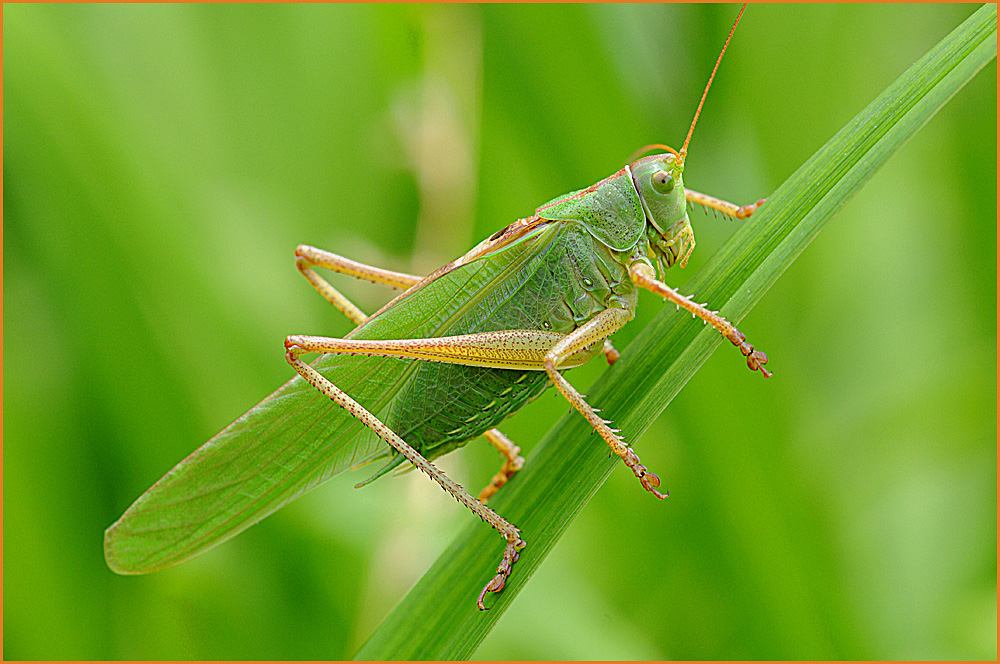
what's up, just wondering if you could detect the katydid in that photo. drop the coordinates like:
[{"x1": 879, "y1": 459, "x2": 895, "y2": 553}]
[{"x1": 105, "y1": 5, "x2": 767, "y2": 610}]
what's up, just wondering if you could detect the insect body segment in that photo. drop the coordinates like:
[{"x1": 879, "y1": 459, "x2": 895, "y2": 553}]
[
  {"x1": 630, "y1": 154, "x2": 696, "y2": 270},
  {"x1": 535, "y1": 168, "x2": 647, "y2": 252}
]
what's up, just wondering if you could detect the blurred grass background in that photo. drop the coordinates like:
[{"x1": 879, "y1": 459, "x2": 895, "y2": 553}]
[{"x1": 4, "y1": 4, "x2": 995, "y2": 659}]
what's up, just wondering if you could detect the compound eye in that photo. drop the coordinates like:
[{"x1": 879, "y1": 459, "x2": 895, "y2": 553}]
[{"x1": 651, "y1": 170, "x2": 674, "y2": 195}]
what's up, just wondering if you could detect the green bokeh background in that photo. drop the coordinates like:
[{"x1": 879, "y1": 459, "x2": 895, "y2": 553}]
[{"x1": 4, "y1": 4, "x2": 995, "y2": 660}]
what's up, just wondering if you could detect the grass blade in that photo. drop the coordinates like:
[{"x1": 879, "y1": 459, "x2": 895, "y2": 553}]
[{"x1": 355, "y1": 5, "x2": 996, "y2": 659}]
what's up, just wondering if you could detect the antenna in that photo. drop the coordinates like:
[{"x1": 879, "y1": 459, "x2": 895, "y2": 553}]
[
  {"x1": 628, "y1": 143, "x2": 680, "y2": 163},
  {"x1": 678, "y1": 3, "x2": 746, "y2": 165}
]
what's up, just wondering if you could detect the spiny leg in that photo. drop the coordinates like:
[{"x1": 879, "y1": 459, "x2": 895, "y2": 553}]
[
  {"x1": 284, "y1": 326, "x2": 607, "y2": 606},
  {"x1": 285, "y1": 328, "x2": 593, "y2": 371},
  {"x1": 685, "y1": 188, "x2": 765, "y2": 220},
  {"x1": 296, "y1": 244, "x2": 423, "y2": 289},
  {"x1": 543, "y1": 307, "x2": 668, "y2": 499},
  {"x1": 285, "y1": 341, "x2": 525, "y2": 610},
  {"x1": 629, "y1": 261, "x2": 771, "y2": 377},
  {"x1": 479, "y1": 429, "x2": 525, "y2": 503},
  {"x1": 295, "y1": 244, "x2": 423, "y2": 326}
]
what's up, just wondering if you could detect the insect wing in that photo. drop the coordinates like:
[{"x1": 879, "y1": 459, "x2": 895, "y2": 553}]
[
  {"x1": 105, "y1": 222, "x2": 561, "y2": 574},
  {"x1": 105, "y1": 348, "x2": 406, "y2": 573}
]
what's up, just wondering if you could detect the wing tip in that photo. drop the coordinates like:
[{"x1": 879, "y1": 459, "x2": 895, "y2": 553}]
[
  {"x1": 104, "y1": 518, "x2": 170, "y2": 575},
  {"x1": 104, "y1": 523, "x2": 137, "y2": 575},
  {"x1": 104, "y1": 520, "x2": 145, "y2": 575}
]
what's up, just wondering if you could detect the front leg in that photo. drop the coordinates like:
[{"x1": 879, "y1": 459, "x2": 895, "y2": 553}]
[
  {"x1": 629, "y1": 261, "x2": 771, "y2": 377},
  {"x1": 685, "y1": 188, "x2": 765, "y2": 219}
]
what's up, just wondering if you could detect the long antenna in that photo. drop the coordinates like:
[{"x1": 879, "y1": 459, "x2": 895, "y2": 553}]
[{"x1": 678, "y1": 3, "x2": 746, "y2": 165}]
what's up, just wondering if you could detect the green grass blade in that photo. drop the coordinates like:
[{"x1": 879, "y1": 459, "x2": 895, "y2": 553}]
[{"x1": 355, "y1": 5, "x2": 996, "y2": 660}]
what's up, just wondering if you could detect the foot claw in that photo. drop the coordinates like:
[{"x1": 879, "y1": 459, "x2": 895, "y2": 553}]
[
  {"x1": 731, "y1": 329, "x2": 772, "y2": 378},
  {"x1": 746, "y1": 349, "x2": 771, "y2": 377},
  {"x1": 477, "y1": 574, "x2": 505, "y2": 611},
  {"x1": 640, "y1": 471, "x2": 668, "y2": 499},
  {"x1": 736, "y1": 198, "x2": 766, "y2": 219},
  {"x1": 477, "y1": 538, "x2": 524, "y2": 610},
  {"x1": 637, "y1": 469, "x2": 669, "y2": 499}
]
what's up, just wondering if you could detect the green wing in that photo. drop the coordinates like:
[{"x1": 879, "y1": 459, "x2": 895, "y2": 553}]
[{"x1": 104, "y1": 223, "x2": 560, "y2": 574}]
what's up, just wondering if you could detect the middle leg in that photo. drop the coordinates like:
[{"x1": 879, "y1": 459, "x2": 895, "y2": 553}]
[
  {"x1": 602, "y1": 339, "x2": 620, "y2": 365},
  {"x1": 479, "y1": 429, "x2": 525, "y2": 503}
]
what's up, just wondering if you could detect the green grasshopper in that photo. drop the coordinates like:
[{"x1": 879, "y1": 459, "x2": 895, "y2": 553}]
[{"x1": 105, "y1": 5, "x2": 768, "y2": 610}]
